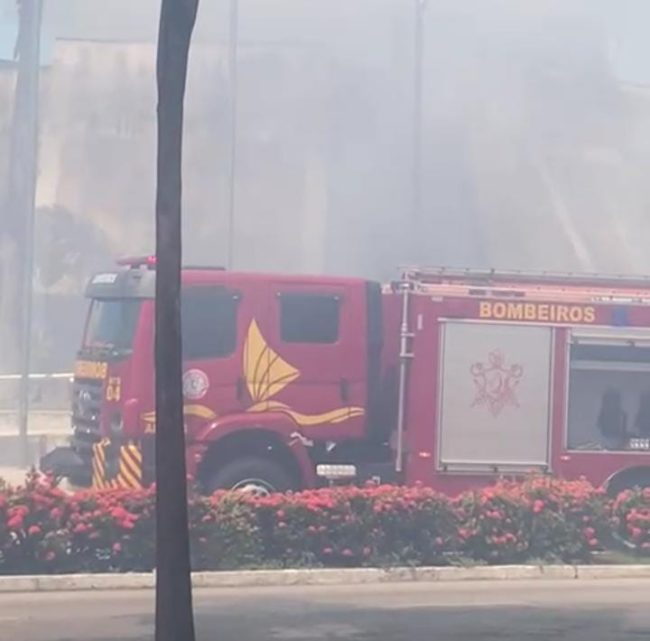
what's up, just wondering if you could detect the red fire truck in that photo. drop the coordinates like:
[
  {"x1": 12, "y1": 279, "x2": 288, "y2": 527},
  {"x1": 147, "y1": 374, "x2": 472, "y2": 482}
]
[{"x1": 41, "y1": 258, "x2": 650, "y2": 496}]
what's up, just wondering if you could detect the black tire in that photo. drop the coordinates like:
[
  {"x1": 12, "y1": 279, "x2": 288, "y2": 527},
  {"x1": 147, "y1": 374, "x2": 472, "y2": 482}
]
[
  {"x1": 205, "y1": 457, "x2": 294, "y2": 495},
  {"x1": 607, "y1": 472, "x2": 650, "y2": 498}
]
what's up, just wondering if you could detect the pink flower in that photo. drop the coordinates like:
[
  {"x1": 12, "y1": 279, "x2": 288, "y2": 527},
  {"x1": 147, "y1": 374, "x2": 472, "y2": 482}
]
[
  {"x1": 110, "y1": 507, "x2": 129, "y2": 521},
  {"x1": 50, "y1": 507, "x2": 63, "y2": 520},
  {"x1": 533, "y1": 500, "x2": 545, "y2": 514}
]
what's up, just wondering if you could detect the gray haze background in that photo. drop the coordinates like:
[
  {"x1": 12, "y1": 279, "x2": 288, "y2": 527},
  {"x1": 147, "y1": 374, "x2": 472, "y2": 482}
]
[{"x1": 2, "y1": 0, "x2": 650, "y2": 374}]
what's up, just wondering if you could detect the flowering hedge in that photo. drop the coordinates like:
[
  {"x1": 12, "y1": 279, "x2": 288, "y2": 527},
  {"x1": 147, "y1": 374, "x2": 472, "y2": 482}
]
[
  {"x1": 0, "y1": 474, "x2": 645, "y2": 575},
  {"x1": 0, "y1": 475, "x2": 260, "y2": 575},
  {"x1": 253, "y1": 484, "x2": 459, "y2": 567},
  {"x1": 612, "y1": 487, "x2": 650, "y2": 553},
  {"x1": 457, "y1": 477, "x2": 610, "y2": 564}
]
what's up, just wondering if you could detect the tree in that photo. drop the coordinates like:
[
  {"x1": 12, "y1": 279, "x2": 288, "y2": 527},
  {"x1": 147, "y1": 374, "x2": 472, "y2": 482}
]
[
  {"x1": 154, "y1": 2, "x2": 200, "y2": 641},
  {"x1": 0, "y1": 0, "x2": 42, "y2": 381}
]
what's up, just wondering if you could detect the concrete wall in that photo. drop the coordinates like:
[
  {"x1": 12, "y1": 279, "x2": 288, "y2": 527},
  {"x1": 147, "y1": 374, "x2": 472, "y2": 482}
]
[
  {"x1": 35, "y1": 39, "x2": 333, "y2": 274},
  {"x1": 0, "y1": 37, "x2": 351, "y2": 372}
]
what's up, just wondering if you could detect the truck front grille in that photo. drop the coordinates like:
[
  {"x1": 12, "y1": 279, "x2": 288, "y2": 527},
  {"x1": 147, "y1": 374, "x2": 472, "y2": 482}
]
[{"x1": 71, "y1": 378, "x2": 103, "y2": 459}]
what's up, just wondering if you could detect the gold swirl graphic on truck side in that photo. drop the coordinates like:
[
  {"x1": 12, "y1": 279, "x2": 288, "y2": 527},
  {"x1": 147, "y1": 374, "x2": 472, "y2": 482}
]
[
  {"x1": 247, "y1": 400, "x2": 365, "y2": 425},
  {"x1": 140, "y1": 405, "x2": 218, "y2": 433},
  {"x1": 243, "y1": 319, "x2": 364, "y2": 427},
  {"x1": 137, "y1": 319, "x2": 365, "y2": 434}
]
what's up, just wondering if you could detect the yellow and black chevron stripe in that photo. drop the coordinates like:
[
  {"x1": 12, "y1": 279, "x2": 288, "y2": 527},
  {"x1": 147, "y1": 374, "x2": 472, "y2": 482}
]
[{"x1": 92, "y1": 439, "x2": 143, "y2": 490}]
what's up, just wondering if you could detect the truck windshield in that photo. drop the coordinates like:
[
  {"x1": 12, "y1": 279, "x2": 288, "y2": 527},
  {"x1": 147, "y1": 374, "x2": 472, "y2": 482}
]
[{"x1": 84, "y1": 299, "x2": 141, "y2": 350}]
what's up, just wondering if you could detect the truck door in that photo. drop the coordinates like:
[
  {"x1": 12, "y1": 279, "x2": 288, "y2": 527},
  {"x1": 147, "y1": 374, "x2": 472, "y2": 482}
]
[
  {"x1": 138, "y1": 280, "x2": 266, "y2": 445},
  {"x1": 261, "y1": 280, "x2": 368, "y2": 440},
  {"x1": 179, "y1": 283, "x2": 254, "y2": 430}
]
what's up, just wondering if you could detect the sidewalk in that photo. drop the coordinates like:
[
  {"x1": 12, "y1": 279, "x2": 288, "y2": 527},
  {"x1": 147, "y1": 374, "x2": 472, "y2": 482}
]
[{"x1": 3, "y1": 565, "x2": 650, "y2": 594}]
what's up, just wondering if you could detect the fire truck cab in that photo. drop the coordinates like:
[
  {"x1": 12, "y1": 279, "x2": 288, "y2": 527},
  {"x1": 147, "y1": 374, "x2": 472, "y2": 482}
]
[
  {"x1": 42, "y1": 257, "x2": 395, "y2": 493},
  {"x1": 42, "y1": 260, "x2": 650, "y2": 496}
]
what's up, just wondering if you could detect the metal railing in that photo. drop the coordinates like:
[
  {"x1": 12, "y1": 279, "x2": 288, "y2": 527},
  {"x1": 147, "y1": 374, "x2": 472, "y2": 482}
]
[
  {"x1": 0, "y1": 373, "x2": 73, "y2": 412},
  {"x1": 401, "y1": 266, "x2": 650, "y2": 289}
]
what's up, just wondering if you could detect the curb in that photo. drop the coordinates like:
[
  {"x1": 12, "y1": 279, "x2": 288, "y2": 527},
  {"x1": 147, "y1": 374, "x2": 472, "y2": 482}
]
[{"x1": 2, "y1": 564, "x2": 650, "y2": 593}]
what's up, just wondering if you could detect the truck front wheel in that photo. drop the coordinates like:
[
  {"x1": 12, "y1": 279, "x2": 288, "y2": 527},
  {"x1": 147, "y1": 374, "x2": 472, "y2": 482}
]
[{"x1": 205, "y1": 457, "x2": 294, "y2": 496}]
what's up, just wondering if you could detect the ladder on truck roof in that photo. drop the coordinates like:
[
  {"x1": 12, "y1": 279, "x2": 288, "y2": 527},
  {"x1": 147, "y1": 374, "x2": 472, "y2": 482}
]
[
  {"x1": 399, "y1": 266, "x2": 650, "y2": 305},
  {"x1": 401, "y1": 266, "x2": 650, "y2": 290}
]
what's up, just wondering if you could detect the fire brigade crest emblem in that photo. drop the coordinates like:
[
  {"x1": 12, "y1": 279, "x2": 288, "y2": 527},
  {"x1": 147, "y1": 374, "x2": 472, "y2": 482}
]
[
  {"x1": 470, "y1": 350, "x2": 523, "y2": 417},
  {"x1": 183, "y1": 369, "x2": 210, "y2": 401}
]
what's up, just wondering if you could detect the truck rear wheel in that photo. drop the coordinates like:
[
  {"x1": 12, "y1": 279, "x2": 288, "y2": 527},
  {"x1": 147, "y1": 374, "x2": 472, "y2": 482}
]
[
  {"x1": 607, "y1": 469, "x2": 650, "y2": 498},
  {"x1": 205, "y1": 457, "x2": 294, "y2": 496}
]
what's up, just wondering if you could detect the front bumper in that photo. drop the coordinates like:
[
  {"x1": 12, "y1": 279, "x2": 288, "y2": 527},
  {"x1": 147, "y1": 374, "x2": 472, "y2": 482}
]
[
  {"x1": 91, "y1": 439, "x2": 144, "y2": 489},
  {"x1": 40, "y1": 446, "x2": 90, "y2": 486},
  {"x1": 39, "y1": 440, "x2": 144, "y2": 490}
]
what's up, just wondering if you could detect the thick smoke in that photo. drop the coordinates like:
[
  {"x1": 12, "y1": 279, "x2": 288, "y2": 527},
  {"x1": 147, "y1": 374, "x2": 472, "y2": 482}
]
[{"x1": 2, "y1": 0, "x2": 650, "y2": 373}]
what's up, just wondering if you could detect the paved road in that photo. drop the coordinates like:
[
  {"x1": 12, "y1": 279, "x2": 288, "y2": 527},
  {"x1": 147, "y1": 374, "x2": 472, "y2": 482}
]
[{"x1": 2, "y1": 579, "x2": 649, "y2": 641}]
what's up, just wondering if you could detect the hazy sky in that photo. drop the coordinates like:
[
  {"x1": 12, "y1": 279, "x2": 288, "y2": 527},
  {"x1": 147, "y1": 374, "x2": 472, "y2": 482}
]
[
  {"x1": 1, "y1": 0, "x2": 649, "y2": 84},
  {"x1": 5, "y1": 0, "x2": 650, "y2": 276}
]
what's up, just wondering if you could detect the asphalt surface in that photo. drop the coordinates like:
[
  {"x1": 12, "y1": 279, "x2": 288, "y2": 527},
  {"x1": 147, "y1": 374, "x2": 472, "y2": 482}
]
[{"x1": 2, "y1": 579, "x2": 650, "y2": 641}]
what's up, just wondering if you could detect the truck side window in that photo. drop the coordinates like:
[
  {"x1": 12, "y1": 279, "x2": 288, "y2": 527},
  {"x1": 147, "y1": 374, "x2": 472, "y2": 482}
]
[
  {"x1": 279, "y1": 293, "x2": 340, "y2": 344},
  {"x1": 182, "y1": 287, "x2": 238, "y2": 360},
  {"x1": 568, "y1": 341, "x2": 650, "y2": 451}
]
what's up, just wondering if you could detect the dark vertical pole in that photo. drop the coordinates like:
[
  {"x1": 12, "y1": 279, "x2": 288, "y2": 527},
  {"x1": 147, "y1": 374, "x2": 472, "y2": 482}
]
[
  {"x1": 12, "y1": 0, "x2": 43, "y2": 467},
  {"x1": 225, "y1": 0, "x2": 239, "y2": 269},
  {"x1": 412, "y1": 0, "x2": 425, "y2": 264},
  {"x1": 155, "y1": 1, "x2": 199, "y2": 641}
]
